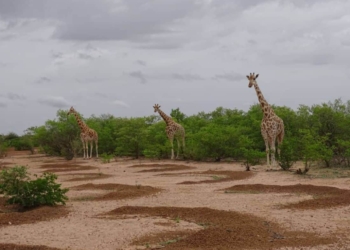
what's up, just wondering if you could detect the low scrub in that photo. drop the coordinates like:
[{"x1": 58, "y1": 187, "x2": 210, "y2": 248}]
[{"x1": 0, "y1": 166, "x2": 69, "y2": 208}]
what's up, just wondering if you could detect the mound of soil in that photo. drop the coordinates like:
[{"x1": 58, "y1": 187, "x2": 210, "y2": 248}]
[
  {"x1": 71, "y1": 183, "x2": 162, "y2": 201},
  {"x1": 129, "y1": 164, "x2": 195, "y2": 173},
  {"x1": 0, "y1": 197, "x2": 69, "y2": 227},
  {"x1": 223, "y1": 184, "x2": 350, "y2": 210},
  {"x1": 63, "y1": 173, "x2": 113, "y2": 181},
  {"x1": 0, "y1": 243, "x2": 61, "y2": 250},
  {"x1": 40, "y1": 163, "x2": 97, "y2": 173},
  {"x1": 101, "y1": 206, "x2": 334, "y2": 249},
  {"x1": 174, "y1": 170, "x2": 254, "y2": 184}
]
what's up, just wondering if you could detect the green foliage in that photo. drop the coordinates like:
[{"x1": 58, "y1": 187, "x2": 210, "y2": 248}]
[
  {"x1": 277, "y1": 137, "x2": 298, "y2": 170},
  {"x1": 19, "y1": 98, "x2": 350, "y2": 168},
  {"x1": 0, "y1": 166, "x2": 69, "y2": 208},
  {"x1": 238, "y1": 135, "x2": 265, "y2": 170},
  {"x1": 298, "y1": 129, "x2": 333, "y2": 170},
  {"x1": 101, "y1": 153, "x2": 114, "y2": 163},
  {"x1": 115, "y1": 118, "x2": 148, "y2": 158}
]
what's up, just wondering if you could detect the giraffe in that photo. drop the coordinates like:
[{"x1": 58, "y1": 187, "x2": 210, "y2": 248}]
[
  {"x1": 153, "y1": 104, "x2": 185, "y2": 160},
  {"x1": 67, "y1": 107, "x2": 98, "y2": 159},
  {"x1": 246, "y1": 73, "x2": 284, "y2": 170}
]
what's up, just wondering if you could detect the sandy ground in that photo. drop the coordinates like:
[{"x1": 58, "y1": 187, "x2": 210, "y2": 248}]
[{"x1": 1, "y1": 151, "x2": 350, "y2": 250}]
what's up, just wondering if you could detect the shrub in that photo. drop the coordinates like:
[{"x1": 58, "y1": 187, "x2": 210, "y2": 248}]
[
  {"x1": 277, "y1": 138, "x2": 298, "y2": 171},
  {"x1": 101, "y1": 153, "x2": 114, "y2": 163},
  {"x1": 0, "y1": 166, "x2": 69, "y2": 208}
]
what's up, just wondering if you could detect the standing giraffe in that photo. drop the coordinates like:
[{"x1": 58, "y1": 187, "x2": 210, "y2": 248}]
[
  {"x1": 153, "y1": 104, "x2": 185, "y2": 160},
  {"x1": 67, "y1": 107, "x2": 99, "y2": 159},
  {"x1": 246, "y1": 73, "x2": 284, "y2": 170}
]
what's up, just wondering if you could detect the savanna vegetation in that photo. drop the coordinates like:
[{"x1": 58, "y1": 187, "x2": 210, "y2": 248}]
[{"x1": 2, "y1": 98, "x2": 350, "y2": 171}]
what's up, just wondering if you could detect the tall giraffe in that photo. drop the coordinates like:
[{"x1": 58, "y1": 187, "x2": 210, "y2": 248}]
[
  {"x1": 246, "y1": 73, "x2": 284, "y2": 170},
  {"x1": 153, "y1": 104, "x2": 185, "y2": 160},
  {"x1": 67, "y1": 107, "x2": 99, "y2": 159}
]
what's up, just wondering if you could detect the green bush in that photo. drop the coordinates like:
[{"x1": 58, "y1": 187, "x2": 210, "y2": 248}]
[
  {"x1": 277, "y1": 138, "x2": 298, "y2": 170},
  {"x1": 101, "y1": 153, "x2": 114, "y2": 163},
  {"x1": 0, "y1": 166, "x2": 69, "y2": 208}
]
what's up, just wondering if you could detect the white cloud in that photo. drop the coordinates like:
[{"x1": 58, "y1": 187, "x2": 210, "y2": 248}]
[
  {"x1": 38, "y1": 96, "x2": 71, "y2": 108},
  {"x1": 112, "y1": 100, "x2": 129, "y2": 107}
]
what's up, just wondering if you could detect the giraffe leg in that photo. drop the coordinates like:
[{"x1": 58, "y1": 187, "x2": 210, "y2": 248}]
[
  {"x1": 270, "y1": 138, "x2": 277, "y2": 170},
  {"x1": 85, "y1": 141, "x2": 89, "y2": 159},
  {"x1": 277, "y1": 131, "x2": 284, "y2": 159},
  {"x1": 89, "y1": 141, "x2": 93, "y2": 159},
  {"x1": 176, "y1": 139, "x2": 180, "y2": 159},
  {"x1": 169, "y1": 138, "x2": 174, "y2": 160},
  {"x1": 261, "y1": 130, "x2": 270, "y2": 170},
  {"x1": 265, "y1": 141, "x2": 270, "y2": 171},
  {"x1": 81, "y1": 139, "x2": 86, "y2": 159}
]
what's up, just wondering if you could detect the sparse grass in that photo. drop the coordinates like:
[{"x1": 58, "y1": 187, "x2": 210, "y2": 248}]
[
  {"x1": 160, "y1": 238, "x2": 181, "y2": 246},
  {"x1": 299, "y1": 166, "x2": 350, "y2": 179},
  {"x1": 135, "y1": 181, "x2": 141, "y2": 189},
  {"x1": 71, "y1": 196, "x2": 96, "y2": 202},
  {"x1": 197, "y1": 222, "x2": 211, "y2": 228},
  {"x1": 224, "y1": 190, "x2": 261, "y2": 194},
  {"x1": 211, "y1": 175, "x2": 224, "y2": 180},
  {"x1": 174, "y1": 216, "x2": 181, "y2": 223}
]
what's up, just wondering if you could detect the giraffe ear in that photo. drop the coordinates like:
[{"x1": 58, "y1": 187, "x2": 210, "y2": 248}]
[
  {"x1": 246, "y1": 75, "x2": 249, "y2": 79},
  {"x1": 255, "y1": 74, "x2": 259, "y2": 79}
]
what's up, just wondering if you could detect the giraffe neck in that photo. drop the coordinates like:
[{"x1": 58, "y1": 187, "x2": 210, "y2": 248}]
[
  {"x1": 253, "y1": 82, "x2": 271, "y2": 117},
  {"x1": 72, "y1": 112, "x2": 88, "y2": 132},
  {"x1": 157, "y1": 109, "x2": 173, "y2": 125}
]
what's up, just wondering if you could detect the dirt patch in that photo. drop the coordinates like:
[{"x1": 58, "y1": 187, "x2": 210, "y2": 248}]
[
  {"x1": 223, "y1": 184, "x2": 350, "y2": 210},
  {"x1": 40, "y1": 163, "x2": 97, "y2": 173},
  {"x1": 167, "y1": 170, "x2": 254, "y2": 184},
  {"x1": 100, "y1": 206, "x2": 334, "y2": 249},
  {"x1": 0, "y1": 243, "x2": 61, "y2": 250},
  {"x1": 63, "y1": 173, "x2": 113, "y2": 181},
  {"x1": 129, "y1": 164, "x2": 195, "y2": 172},
  {"x1": 0, "y1": 197, "x2": 69, "y2": 227},
  {"x1": 133, "y1": 230, "x2": 193, "y2": 248},
  {"x1": 71, "y1": 183, "x2": 162, "y2": 201}
]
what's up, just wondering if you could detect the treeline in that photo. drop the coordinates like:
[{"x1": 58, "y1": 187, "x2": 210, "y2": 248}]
[{"x1": 2, "y1": 99, "x2": 350, "y2": 169}]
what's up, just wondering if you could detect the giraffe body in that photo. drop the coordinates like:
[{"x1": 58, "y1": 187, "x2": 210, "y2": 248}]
[
  {"x1": 153, "y1": 104, "x2": 185, "y2": 159},
  {"x1": 67, "y1": 107, "x2": 99, "y2": 159},
  {"x1": 246, "y1": 73, "x2": 284, "y2": 170}
]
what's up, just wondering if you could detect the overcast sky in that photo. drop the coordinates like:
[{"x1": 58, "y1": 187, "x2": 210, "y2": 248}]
[{"x1": 0, "y1": 0, "x2": 349, "y2": 134}]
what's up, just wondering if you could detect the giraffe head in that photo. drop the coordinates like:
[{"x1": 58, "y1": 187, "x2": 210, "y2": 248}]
[
  {"x1": 67, "y1": 106, "x2": 75, "y2": 116},
  {"x1": 246, "y1": 73, "x2": 259, "y2": 88},
  {"x1": 153, "y1": 104, "x2": 161, "y2": 113}
]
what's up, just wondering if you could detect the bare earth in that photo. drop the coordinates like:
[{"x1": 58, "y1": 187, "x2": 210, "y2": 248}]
[{"x1": 1, "y1": 151, "x2": 350, "y2": 250}]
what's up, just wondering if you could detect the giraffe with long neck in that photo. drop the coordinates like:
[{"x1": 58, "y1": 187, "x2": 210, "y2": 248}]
[
  {"x1": 246, "y1": 73, "x2": 284, "y2": 170},
  {"x1": 153, "y1": 104, "x2": 185, "y2": 160},
  {"x1": 67, "y1": 107, "x2": 98, "y2": 159}
]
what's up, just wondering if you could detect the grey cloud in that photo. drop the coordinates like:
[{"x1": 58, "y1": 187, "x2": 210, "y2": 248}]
[
  {"x1": 135, "y1": 60, "x2": 147, "y2": 66},
  {"x1": 94, "y1": 92, "x2": 109, "y2": 98},
  {"x1": 7, "y1": 92, "x2": 26, "y2": 101},
  {"x1": 0, "y1": 34, "x2": 16, "y2": 40},
  {"x1": 35, "y1": 77, "x2": 51, "y2": 84},
  {"x1": 278, "y1": 53, "x2": 334, "y2": 66},
  {"x1": 213, "y1": 73, "x2": 244, "y2": 82},
  {"x1": 38, "y1": 96, "x2": 71, "y2": 108},
  {"x1": 172, "y1": 73, "x2": 204, "y2": 81},
  {"x1": 0, "y1": 62, "x2": 7, "y2": 67},
  {"x1": 128, "y1": 71, "x2": 147, "y2": 84},
  {"x1": 138, "y1": 41, "x2": 183, "y2": 50},
  {"x1": 0, "y1": 0, "x2": 198, "y2": 42},
  {"x1": 0, "y1": 101, "x2": 7, "y2": 108}
]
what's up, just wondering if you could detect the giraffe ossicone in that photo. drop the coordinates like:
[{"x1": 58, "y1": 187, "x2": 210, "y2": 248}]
[
  {"x1": 153, "y1": 104, "x2": 185, "y2": 160},
  {"x1": 246, "y1": 73, "x2": 284, "y2": 170},
  {"x1": 67, "y1": 106, "x2": 99, "y2": 160}
]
